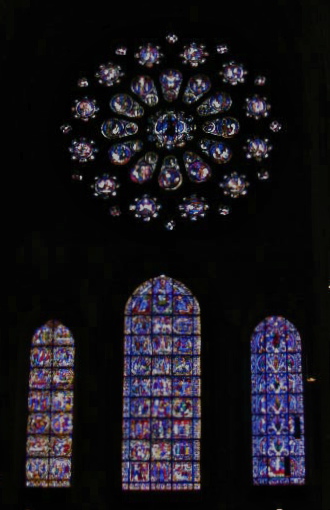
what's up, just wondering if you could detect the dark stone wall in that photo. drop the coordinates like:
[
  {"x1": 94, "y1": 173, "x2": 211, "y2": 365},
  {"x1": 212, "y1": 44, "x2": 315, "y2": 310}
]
[{"x1": 3, "y1": 1, "x2": 329, "y2": 509}]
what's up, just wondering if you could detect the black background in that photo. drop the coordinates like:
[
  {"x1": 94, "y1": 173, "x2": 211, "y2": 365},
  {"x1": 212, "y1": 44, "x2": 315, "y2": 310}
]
[{"x1": 2, "y1": 1, "x2": 329, "y2": 509}]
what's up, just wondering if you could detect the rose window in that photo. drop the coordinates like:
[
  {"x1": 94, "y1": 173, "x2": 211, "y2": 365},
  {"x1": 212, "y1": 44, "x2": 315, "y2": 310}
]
[{"x1": 61, "y1": 34, "x2": 283, "y2": 229}]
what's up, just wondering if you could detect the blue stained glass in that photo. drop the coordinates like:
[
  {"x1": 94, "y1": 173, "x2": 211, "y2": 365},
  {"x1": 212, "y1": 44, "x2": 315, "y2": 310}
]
[
  {"x1": 28, "y1": 391, "x2": 51, "y2": 412},
  {"x1": 51, "y1": 413, "x2": 73, "y2": 434},
  {"x1": 152, "y1": 356, "x2": 172, "y2": 375},
  {"x1": 151, "y1": 419, "x2": 172, "y2": 438},
  {"x1": 101, "y1": 118, "x2": 138, "y2": 139},
  {"x1": 148, "y1": 111, "x2": 195, "y2": 150},
  {"x1": 183, "y1": 152, "x2": 211, "y2": 183},
  {"x1": 123, "y1": 276, "x2": 201, "y2": 490},
  {"x1": 199, "y1": 139, "x2": 232, "y2": 164},
  {"x1": 30, "y1": 348, "x2": 52, "y2": 367},
  {"x1": 131, "y1": 336, "x2": 152, "y2": 354},
  {"x1": 29, "y1": 369, "x2": 52, "y2": 389},
  {"x1": 159, "y1": 69, "x2": 182, "y2": 102},
  {"x1": 109, "y1": 94, "x2": 144, "y2": 118},
  {"x1": 202, "y1": 117, "x2": 240, "y2": 138},
  {"x1": 245, "y1": 95, "x2": 271, "y2": 119},
  {"x1": 50, "y1": 437, "x2": 72, "y2": 457},
  {"x1": 173, "y1": 336, "x2": 193, "y2": 354},
  {"x1": 131, "y1": 76, "x2": 158, "y2": 106},
  {"x1": 158, "y1": 156, "x2": 183, "y2": 191},
  {"x1": 130, "y1": 419, "x2": 151, "y2": 439},
  {"x1": 180, "y1": 42, "x2": 208, "y2": 67},
  {"x1": 152, "y1": 336, "x2": 172, "y2": 354},
  {"x1": 131, "y1": 316, "x2": 152, "y2": 334},
  {"x1": 135, "y1": 44, "x2": 163, "y2": 67},
  {"x1": 152, "y1": 316, "x2": 172, "y2": 334},
  {"x1": 108, "y1": 140, "x2": 143, "y2": 165},
  {"x1": 130, "y1": 441, "x2": 150, "y2": 460},
  {"x1": 26, "y1": 436, "x2": 49, "y2": 457},
  {"x1": 196, "y1": 92, "x2": 232, "y2": 116},
  {"x1": 51, "y1": 391, "x2": 74, "y2": 411},
  {"x1": 130, "y1": 398, "x2": 151, "y2": 417},
  {"x1": 183, "y1": 75, "x2": 211, "y2": 104},
  {"x1": 26, "y1": 322, "x2": 75, "y2": 487},
  {"x1": 129, "y1": 295, "x2": 152, "y2": 314},
  {"x1": 152, "y1": 293, "x2": 173, "y2": 314},
  {"x1": 130, "y1": 377, "x2": 151, "y2": 396},
  {"x1": 151, "y1": 398, "x2": 172, "y2": 417},
  {"x1": 28, "y1": 413, "x2": 51, "y2": 434},
  {"x1": 152, "y1": 440, "x2": 171, "y2": 459},
  {"x1": 250, "y1": 316, "x2": 305, "y2": 485},
  {"x1": 220, "y1": 61, "x2": 247, "y2": 85},
  {"x1": 131, "y1": 356, "x2": 152, "y2": 375},
  {"x1": 173, "y1": 356, "x2": 193, "y2": 375},
  {"x1": 151, "y1": 377, "x2": 171, "y2": 396},
  {"x1": 130, "y1": 152, "x2": 158, "y2": 184}
]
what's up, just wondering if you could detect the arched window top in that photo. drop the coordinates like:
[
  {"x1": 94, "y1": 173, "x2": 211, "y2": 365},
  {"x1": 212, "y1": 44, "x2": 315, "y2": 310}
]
[
  {"x1": 251, "y1": 315, "x2": 302, "y2": 353},
  {"x1": 31, "y1": 320, "x2": 74, "y2": 346},
  {"x1": 125, "y1": 275, "x2": 200, "y2": 315},
  {"x1": 26, "y1": 320, "x2": 75, "y2": 487}
]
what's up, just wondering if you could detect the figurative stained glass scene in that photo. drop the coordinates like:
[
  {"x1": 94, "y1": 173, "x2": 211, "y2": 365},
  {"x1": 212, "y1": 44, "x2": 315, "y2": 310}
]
[
  {"x1": 122, "y1": 275, "x2": 201, "y2": 490},
  {"x1": 61, "y1": 33, "x2": 284, "y2": 229},
  {"x1": 26, "y1": 320, "x2": 74, "y2": 487},
  {"x1": 251, "y1": 316, "x2": 305, "y2": 485}
]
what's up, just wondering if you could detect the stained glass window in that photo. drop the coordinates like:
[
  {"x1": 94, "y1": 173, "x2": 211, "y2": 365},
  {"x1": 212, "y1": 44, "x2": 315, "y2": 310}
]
[
  {"x1": 122, "y1": 275, "x2": 201, "y2": 490},
  {"x1": 25, "y1": 320, "x2": 74, "y2": 487},
  {"x1": 251, "y1": 316, "x2": 305, "y2": 485},
  {"x1": 61, "y1": 33, "x2": 284, "y2": 229}
]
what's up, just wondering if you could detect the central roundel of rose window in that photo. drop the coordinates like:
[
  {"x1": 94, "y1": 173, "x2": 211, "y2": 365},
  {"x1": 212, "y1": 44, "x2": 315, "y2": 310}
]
[
  {"x1": 148, "y1": 110, "x2": 195, "y2": 150},
  {"x1": 62, "y1": 34, "x2": 283, "y2": 229}
]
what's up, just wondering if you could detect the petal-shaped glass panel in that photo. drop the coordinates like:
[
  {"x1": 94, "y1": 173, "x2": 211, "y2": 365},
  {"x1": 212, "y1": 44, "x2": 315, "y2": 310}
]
[
  {"x1": 101, "y1": 118, "x2": 138, "y2": 139},
  {"x1": 108, "y1": 140, "x2": 143, "y2": 165},
  {"x1": 109, "y1": 94, "x2": 144, "y2": 118},
  {"x1": 197, "y1": 92, "x2": 232, "y2": 116},
  {"x1": 158, "y1": 156, "x2": 183, "y2": 190},
  {"x1": 202, "y1": 117, "x2": 240, "y2": 138},
  {"x1": 131, "y1": 76, "x2": 159, "y2": 106},
  {"x1": 130, "y1": 152, "x2": 158, "y2": 184},
  {"x1": 199, "y1": 139, "x2": 232, "y2": 164},
  {"x1": 183, "y1": 75, "x2": 211, "y2": 104},
  {"x1": 159, "y1": 69, "x2": 183, "y2": 102}
]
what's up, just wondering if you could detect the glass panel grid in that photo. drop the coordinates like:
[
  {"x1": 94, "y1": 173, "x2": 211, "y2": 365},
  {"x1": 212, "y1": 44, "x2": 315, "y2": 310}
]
[
  {"x1": 122, "y1": 276, "x2": 201, "y2": 490},
  {"x1": 251, "y1": 316, "x2": 305, "y2": 485},
  {"x1": 26, "y1": 320, "x2": 74, "y2": 487}
]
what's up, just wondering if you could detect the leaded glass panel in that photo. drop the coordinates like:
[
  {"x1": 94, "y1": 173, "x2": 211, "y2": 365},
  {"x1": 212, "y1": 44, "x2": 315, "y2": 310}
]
[
  {"x1": 26, "y1": 320, "x2": 75, "y2": 487},
  {"x1": 122, "y1": 275, "x2": 201, "y2": 490},
  {"x1": 250, "y1": 316, "x2": 305, "y2": 485}
]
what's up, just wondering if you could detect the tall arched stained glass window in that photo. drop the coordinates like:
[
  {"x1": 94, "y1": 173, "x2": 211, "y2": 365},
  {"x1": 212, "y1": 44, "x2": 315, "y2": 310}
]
[
  {"x1": 122, "y1": 275, "x2": 201, "y2": 490},
  {"x1": 25, "y1": 320, "x2": 75, "y2": 487},
  {"x1": 251, "y1": 316, "x2": 305, "y2": 485}
]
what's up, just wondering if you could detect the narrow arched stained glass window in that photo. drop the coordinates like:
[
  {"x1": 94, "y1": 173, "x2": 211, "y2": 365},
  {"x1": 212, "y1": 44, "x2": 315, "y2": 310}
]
[
  {"x1": 25, "y1": 320, "x2": 75, "y2": 487},
  {"x1": 122, "y1": 275, "x2": 201, "y2": 490},
  {"x1": 251, "y1": 316, "x2": 305, "y2": 485}
]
